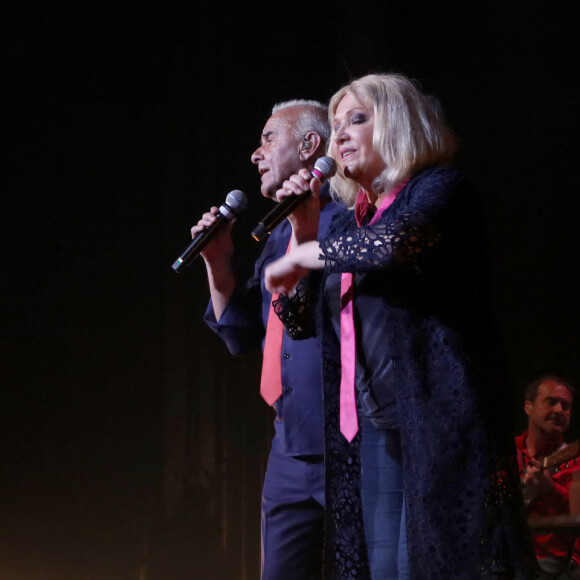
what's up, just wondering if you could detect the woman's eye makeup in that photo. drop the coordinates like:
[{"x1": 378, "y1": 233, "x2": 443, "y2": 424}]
[
  {"x1": 334, "y1": 113, "x2": 367, "y2": 131},
  {"x1": 351, "y1": 113, "x2": 367, "y2": 124}
]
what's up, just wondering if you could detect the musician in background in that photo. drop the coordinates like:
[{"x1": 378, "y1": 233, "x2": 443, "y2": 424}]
[{"x1": 517, "y1": 374, "x2": 580, "y2": 578}]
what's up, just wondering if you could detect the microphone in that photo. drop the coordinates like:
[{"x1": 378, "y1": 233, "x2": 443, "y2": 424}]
[
  {"x1": 171, "y1": 189, "x2": 247, "y2": 273},
  {"x1": 251, "y1": 156, "x2": 337, "y2": 242}
]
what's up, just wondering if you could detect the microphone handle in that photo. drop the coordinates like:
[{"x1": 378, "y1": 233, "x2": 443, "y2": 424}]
[
  {"x1": 251, "y1": 191, "x2": 311, "y2": 242},
  {"x1": 172, "y1": 212, "x2": 228, "y2": 272}
]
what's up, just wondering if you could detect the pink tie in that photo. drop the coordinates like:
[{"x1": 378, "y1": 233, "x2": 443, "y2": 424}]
[
  {"x1": 260, "y1": 240, "x2": 292, "y2": 406},
  {"x1": 339, "y1": 272, "x2": 358, "y2": 441},
  {"x1": 260, "y1": 290, "x2": 284, "y2": 406},
  {"x1": 339, "y1": 182, "x2": 407, "y2": 442}
]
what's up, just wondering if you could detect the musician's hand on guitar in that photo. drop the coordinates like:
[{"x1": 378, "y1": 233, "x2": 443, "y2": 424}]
[{"x1": 522, "y1": 459, "x2": 555, "y2": 503}]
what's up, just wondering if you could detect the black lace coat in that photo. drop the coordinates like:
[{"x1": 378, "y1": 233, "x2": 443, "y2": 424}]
[{"x1": 275, "y1": 166, "x2": 535, "y2": 579}]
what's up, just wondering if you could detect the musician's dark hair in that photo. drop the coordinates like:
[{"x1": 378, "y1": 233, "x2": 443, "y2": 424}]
[{"x1": 524, "y1": 374, "x2": 575, "y2": 403}]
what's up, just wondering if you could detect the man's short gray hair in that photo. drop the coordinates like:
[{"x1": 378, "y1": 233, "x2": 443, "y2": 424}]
[{"x1": 272, "y1": 99, "x2": 330, "y2": 144}]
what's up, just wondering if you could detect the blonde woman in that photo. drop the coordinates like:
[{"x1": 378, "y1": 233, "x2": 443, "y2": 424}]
[{"x1": 266, "y1": 74, "x2": 532, "y2": 579}]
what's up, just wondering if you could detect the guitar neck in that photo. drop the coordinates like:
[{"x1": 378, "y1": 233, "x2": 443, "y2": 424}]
[{"x1": 542, "y1": 440, "x2": 580, "y2": 473}]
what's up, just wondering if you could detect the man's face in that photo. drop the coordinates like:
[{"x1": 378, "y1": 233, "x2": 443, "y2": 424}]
[
  {"x1": 525, "y1": 380, "x2": 572, "y2": 440},
  {"x1": 251, "y1": 109, "x2": 304, "y2": 199}
]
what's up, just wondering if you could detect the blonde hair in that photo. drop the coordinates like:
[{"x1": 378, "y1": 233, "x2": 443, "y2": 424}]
[{"x1": 328, "y1": 73, "x2": 458, "y2": 207}]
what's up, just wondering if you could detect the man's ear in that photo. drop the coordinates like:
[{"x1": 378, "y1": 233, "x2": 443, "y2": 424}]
[
  {"x1": 524, "y1": 400, "x2": 533, "y2": 417},
  {"x1": 298, "y1": 131, "x2": 322, "y2": 161}
]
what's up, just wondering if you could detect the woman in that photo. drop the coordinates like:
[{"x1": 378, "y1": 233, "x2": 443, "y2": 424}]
[{"x1": 265, "y1": 74, "x2": 533, "y2": 579}]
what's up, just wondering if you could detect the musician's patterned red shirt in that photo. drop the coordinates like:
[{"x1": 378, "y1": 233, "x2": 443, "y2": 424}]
[{"x1": 516, "y1": 430, "x2": 580, "y2": 565}]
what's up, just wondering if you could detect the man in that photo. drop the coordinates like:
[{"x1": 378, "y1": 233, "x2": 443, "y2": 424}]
[
  {"x1": 517, "y1": 374, "x2": 580, "y2": 578},
  {"x1": 191, "y1": 100, "x2": 342, "y2": 579}
]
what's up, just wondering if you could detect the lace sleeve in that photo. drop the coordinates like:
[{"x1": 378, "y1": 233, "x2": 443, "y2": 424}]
[
  {"x1": 272, "y1": 271, "x2": 319, "y2": 340},
  {"x1": 320, "y1": 210, "x2": 441, "y2": 273},
  {"x1": 320, "y1": 167, "x2": 466, "y2": 274}
]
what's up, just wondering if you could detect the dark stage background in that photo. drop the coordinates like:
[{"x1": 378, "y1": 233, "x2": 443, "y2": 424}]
[{"x1": 3, "y1": 2, "x2": 579, "y2": 579}]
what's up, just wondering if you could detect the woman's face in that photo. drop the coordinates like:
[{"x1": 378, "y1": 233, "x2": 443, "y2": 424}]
[{"x1": 331, "y1": 93, "x2": 386, "y2": 192}]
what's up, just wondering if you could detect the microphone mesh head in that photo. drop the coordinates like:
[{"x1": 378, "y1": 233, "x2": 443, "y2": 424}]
[
  {"x1": 314, "y1": 156, "x2": 337, "y2": 179},
  {"x1": 225, "y1": 189, "x2": 247, "y2": 213}
]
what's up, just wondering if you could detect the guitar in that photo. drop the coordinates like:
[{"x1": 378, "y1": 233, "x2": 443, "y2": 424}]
[
  {"x1": 542, "y1": 440, "x2": 580, "y2": 473},
  {"x1": 521, "y1": 441, "x2": 580, "y2": 507}
]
